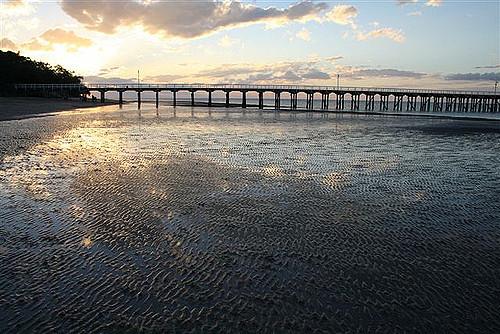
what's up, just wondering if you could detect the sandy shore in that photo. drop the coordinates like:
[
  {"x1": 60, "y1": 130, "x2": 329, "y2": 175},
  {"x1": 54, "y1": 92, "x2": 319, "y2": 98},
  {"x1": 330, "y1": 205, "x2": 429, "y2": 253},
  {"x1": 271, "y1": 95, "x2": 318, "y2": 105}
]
[
  {"x1": 0, "y1": 97, "x2": 119, "y2": 121},
  {"x1": 0, "y1": 106, "x2": 499, "y2": 332}
]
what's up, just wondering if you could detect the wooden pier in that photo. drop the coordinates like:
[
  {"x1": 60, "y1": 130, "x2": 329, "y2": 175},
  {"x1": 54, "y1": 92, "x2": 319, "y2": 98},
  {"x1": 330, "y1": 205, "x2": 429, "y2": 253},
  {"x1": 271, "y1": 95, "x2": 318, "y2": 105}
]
[{"x1": 14, "y1": 83, "x2": 500, "y2": 113}]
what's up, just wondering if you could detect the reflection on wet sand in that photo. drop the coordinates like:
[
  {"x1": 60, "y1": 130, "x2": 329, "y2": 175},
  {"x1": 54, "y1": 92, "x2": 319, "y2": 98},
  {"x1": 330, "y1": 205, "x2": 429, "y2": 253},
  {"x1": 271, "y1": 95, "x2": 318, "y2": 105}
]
[{"x1": 0, "y1": 104, "x2": 499, "y2": 333}]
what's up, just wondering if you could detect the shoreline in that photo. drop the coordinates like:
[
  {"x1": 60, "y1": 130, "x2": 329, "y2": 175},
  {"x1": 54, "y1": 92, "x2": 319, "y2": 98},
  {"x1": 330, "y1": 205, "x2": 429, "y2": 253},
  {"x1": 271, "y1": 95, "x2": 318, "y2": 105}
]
[
  {"x1": 1, "y1": 97, "x2": 498, "y2": 123},
  {"x1": 0, "y1": 97, "x2": 120, "y2": 121}
]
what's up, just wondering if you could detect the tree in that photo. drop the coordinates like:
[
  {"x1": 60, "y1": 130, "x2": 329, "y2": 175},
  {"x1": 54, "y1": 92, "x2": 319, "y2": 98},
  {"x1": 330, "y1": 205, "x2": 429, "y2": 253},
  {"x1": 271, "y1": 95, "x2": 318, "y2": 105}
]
[{"x1": 0, "y1": 50, "x2": 82, "y2": 95}]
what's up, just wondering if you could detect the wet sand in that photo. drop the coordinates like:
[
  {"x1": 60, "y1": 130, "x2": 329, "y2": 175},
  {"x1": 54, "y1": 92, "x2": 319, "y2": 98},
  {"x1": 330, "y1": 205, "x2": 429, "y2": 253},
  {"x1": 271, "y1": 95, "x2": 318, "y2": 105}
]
[
  {"x1": 0, "y1": 105, "x2": 499, "y2": 333},
  {"x1": 0, "y1": 97, "x2": 119, "y2": 121}
]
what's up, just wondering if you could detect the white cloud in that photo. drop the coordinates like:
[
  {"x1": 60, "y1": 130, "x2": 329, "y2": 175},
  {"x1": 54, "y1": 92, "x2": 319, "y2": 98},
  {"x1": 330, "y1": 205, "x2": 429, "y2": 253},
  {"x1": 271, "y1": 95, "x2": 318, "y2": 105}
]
[
  {"x1": 356, "y1": 28, "x2": 405, "y2": 43},
  {"x1": 325, "y1": 5, "x2": 358, "y2": 26},
  {"x1": 296, "y1": 28, "x2": 311, "y2": 41},
  {"x1": 397, "y1": 0, "x2": 418, "y2": 5},
  {"x1": 60, "y1": 0, "x2": 328, "y2": 39},
  {"x1": 2, "y1": 0, "x2": 34, "y2": 16},
  {"x1": 426, "y1": 0, "x2": 443, "y2": 7},
  {"x1": 218, "y1": 35, "x2": 240, "y2": 48},
  {"x1": 408, "y1": 11, "x2": 423, "y2": 16}
]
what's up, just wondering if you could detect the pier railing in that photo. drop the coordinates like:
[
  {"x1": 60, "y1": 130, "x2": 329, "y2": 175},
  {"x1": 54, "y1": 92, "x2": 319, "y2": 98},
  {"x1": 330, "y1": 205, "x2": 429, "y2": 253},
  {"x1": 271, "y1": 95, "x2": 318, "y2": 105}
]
[
  {"x1": 13, "y1": 82, "x2": 500, "y2": 113},
  {"x1": 14, "y1": 83, "x2": 500, "y2": 96}
]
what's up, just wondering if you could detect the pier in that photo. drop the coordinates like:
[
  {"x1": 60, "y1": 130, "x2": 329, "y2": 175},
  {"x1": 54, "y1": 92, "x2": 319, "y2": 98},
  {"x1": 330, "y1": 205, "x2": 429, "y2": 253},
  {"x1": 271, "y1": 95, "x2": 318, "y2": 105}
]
[{"x1": 14, "y1": 83, "x2": 500, "y2": 113}]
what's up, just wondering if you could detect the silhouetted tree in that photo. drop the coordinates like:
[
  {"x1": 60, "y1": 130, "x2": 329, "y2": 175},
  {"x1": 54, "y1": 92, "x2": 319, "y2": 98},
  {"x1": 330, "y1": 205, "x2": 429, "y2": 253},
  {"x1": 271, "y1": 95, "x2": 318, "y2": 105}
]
[{"x1": 0, "y1": 50, "x2": 82, "y2": 95}]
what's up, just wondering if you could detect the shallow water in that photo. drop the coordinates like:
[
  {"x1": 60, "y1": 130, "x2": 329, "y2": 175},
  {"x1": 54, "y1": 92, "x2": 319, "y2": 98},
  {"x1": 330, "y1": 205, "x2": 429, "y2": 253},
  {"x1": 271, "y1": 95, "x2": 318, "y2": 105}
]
[{"x1": 0, "y1": 104, "x2": 499, "y2": 333}]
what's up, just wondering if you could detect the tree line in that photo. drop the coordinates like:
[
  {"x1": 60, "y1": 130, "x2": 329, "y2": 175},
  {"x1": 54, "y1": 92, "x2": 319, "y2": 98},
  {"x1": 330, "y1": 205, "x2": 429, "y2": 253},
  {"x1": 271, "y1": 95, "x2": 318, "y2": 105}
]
[{"x1": 0, "y1": 50, "x2": 82, "y2": 95}]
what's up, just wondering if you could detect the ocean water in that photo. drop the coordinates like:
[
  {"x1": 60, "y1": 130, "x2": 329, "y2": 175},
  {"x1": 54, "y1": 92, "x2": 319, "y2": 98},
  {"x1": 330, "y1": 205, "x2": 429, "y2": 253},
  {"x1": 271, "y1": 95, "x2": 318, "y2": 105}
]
[{"x1": 0, "y1": 104, "x2": 499, "y2": 333}]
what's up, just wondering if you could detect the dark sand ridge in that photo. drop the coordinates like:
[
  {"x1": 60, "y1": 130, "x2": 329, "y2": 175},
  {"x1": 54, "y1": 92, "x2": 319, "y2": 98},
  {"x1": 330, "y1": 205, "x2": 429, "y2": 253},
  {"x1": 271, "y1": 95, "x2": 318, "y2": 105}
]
[{"x1": 0, "y1": 97, "x2": 119, "y2": 121}]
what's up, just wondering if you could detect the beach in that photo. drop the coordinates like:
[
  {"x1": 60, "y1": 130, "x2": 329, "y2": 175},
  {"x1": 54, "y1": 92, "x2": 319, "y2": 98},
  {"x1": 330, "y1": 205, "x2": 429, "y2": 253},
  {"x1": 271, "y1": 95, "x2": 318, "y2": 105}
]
[
  {"x1": 0, "y1": 97, "x2": 119, "y2": 121},
  {"x1": 0, "y1": 103, "x2": 499, "y2": 333}
]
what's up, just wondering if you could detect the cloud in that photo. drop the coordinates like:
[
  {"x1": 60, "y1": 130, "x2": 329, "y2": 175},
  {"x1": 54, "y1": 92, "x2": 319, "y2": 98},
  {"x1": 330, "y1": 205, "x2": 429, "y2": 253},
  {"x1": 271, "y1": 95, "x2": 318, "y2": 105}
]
[
  {"x1": 98, "y1": 66, "x2": 121, "y2": 76},
  {"x1": 326, "y1": 55, "x2": 344, "y2": 62},
  {"x1": 397, "y1": 0, "x2": 418, "y2": 5},
  {"x1": 350, "y1": 68, "x2": 426, "y2": 79},
  {"x1": 5, "y1": 0, "x2": 25, "y2": 7},
  {"x1": 444, "y1": 72, "x2": 500, "y2": 81},
  {"x1": 22, "y1": 39, "x2": 53, "y2": 52},
  {"x1": 194, "y1": 59, "x2": 334, "y2": 83},
  {"x1": 20, "y1": 28, "x2": 93, "y2": 52},
  {"x1": 356, "y1": 28, "x2": 405, "y2": 43},
  {"x1": 2, "y1": 0, "x2": 34, "y2": 16},
  {"x1": 474, "y1": 65, "x2": 500, "y2": 69},
  {"x1": 302, "y1": 69, "x2": 330, "y2": 79},
  {"x1": 40, "y1": 29, "x2": 92, "y2": 48},
  {"x1": 60, "y1": 0, "x2": 328, "y2": 39},
  {"x1": 426, "y1": 0, "x2": 442, "y2": 7},
  {"x1": 1, "y1": 38, "x2": 18, "y2": 51},
  {"x1": 325, "y1": 5, "x2": 358, "y2": 26},
  {"x1": 296, "y1": 28, "x2": 311, "y2": 41},
  {"x1": 218, "y1": 35, "x2": 240, "y2": 48}
]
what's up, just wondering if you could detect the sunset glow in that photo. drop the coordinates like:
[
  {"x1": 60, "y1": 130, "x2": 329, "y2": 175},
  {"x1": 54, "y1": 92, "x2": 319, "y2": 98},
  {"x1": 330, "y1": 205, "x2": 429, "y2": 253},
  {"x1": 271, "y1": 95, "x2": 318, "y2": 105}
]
[{"x1": 1, "y1": 0, "x2": 499, "y2": 90}]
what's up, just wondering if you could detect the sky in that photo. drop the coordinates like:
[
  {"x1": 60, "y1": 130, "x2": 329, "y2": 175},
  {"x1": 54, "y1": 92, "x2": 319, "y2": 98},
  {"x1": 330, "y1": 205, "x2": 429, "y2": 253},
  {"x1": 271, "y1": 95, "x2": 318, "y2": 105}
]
[{"x1": 1, "y1": 0, "x2": 499, "y2": 90}]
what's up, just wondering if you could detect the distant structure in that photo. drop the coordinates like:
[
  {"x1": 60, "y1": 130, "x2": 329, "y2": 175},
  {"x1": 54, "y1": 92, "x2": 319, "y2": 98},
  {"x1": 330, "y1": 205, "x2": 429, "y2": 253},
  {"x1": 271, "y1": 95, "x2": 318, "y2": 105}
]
[{"x1": 13, "y1": 83, "x2": 500, "y2": 113}]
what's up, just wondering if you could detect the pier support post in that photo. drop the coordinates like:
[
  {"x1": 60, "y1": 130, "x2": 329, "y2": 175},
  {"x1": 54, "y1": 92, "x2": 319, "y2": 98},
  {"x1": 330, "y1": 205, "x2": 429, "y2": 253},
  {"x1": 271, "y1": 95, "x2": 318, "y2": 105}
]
[
  {"x1": 445, "y1": 96, "x2": 453, "y2": 112},
  {"x1": 191, "y1": 91, "x2": 195, "y2": 106},
  {"x1": 464, "y1": 97, "x2": 469, "y2": 112},
  {"x1": 100, "y1": 91, "x2": 105, "y2": 103},
  {"x1": 173, "y1": 91, "x2": 177, "y2": 107},
  {"x1": 379, "y1": 95, "x2": 389, "y2": 111},
  {"x1": 336, "y1": 94, "x2": 344, "y2": 110},
  {"x1": 351, "y1": 94, "x2": 360, "y2": 111},
  {"x1": 155, "y1": 91, "x2": 159, "y2": 109},
  {"x1": 242, "y1": 91, "x2": 247, "y2": 108},
  {"x1": 258, "y1": 92, "x2": 264, "y2": 109},
  {"x1": 137, "y1": 91, "x2": 141, "y2": 109},
  {"x1": 433, "y1": 96, "x2": 443, "y2": 112},
  {"x1": 290, "y1": 92, "x2": 298, "y2": 110},
  {"x1": 365, "y1": 94, "x2": 375, "y2": 111},
  {"x1": 119, "y1": 91, "x2": 123, "y2": 105},
  {"x1": 321, "y1": 93, "x2": 329, "y2": 110},
  {"x1": 406, "y1": 95, "x2": 416, "y2": 111},
  {"x1": 306, "y1": 93, "x2": 314, "y2": 110},
  {"x1": 274, "y1": 91, "x2": 281, "y2": 110},
  {"x1": 393, "y1": 95, "x2": 403, "y2": 111},
  {"x1": 226, "y1": 91, "x2": 230, "y2": 108},
  {"x1": 208, "y1": 91, "x2": 212, "y2": 107}
]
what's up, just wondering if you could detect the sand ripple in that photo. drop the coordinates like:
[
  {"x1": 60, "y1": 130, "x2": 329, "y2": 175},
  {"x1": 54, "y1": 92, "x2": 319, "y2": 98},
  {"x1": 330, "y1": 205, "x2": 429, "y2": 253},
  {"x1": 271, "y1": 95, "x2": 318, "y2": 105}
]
[{"x1": 0, "y1": 105, "x2": 499, "y2": 333}]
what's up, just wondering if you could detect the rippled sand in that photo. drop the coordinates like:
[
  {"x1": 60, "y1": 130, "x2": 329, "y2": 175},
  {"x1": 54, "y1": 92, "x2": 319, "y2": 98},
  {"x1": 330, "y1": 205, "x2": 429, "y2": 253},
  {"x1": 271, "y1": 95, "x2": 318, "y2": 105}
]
[{"x1": 1, "y1": 105, "x2": 499, "y2": 333}]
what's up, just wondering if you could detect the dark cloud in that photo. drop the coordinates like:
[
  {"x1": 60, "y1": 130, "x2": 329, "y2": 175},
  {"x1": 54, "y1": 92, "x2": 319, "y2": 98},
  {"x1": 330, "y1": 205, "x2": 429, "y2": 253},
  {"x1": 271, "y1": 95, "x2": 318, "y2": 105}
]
[
  {"x1": 444, "y1": 72, "x2": 500, "y2": 81},
  {"x1": 351, "y1": 68, "x2": 425, "y2": 78},
  {"x1": 60, "y1": 0, "x2": 328, "y2": 38},
  {"x1": 98, "y1": 66, "x2": 121, "y2": 76},
  {"x1": 326, "y1": 56, "x2": 344, "y2": 62},
  {"x1": 474, "y1": 65, "x2": 500, "y2": 69},
  {"x1": 302, "y1": 69, "x2": 331, "y2": 79},
  {"x1": 246, "y1": 72, "x2": 276, "y2": 81}
]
